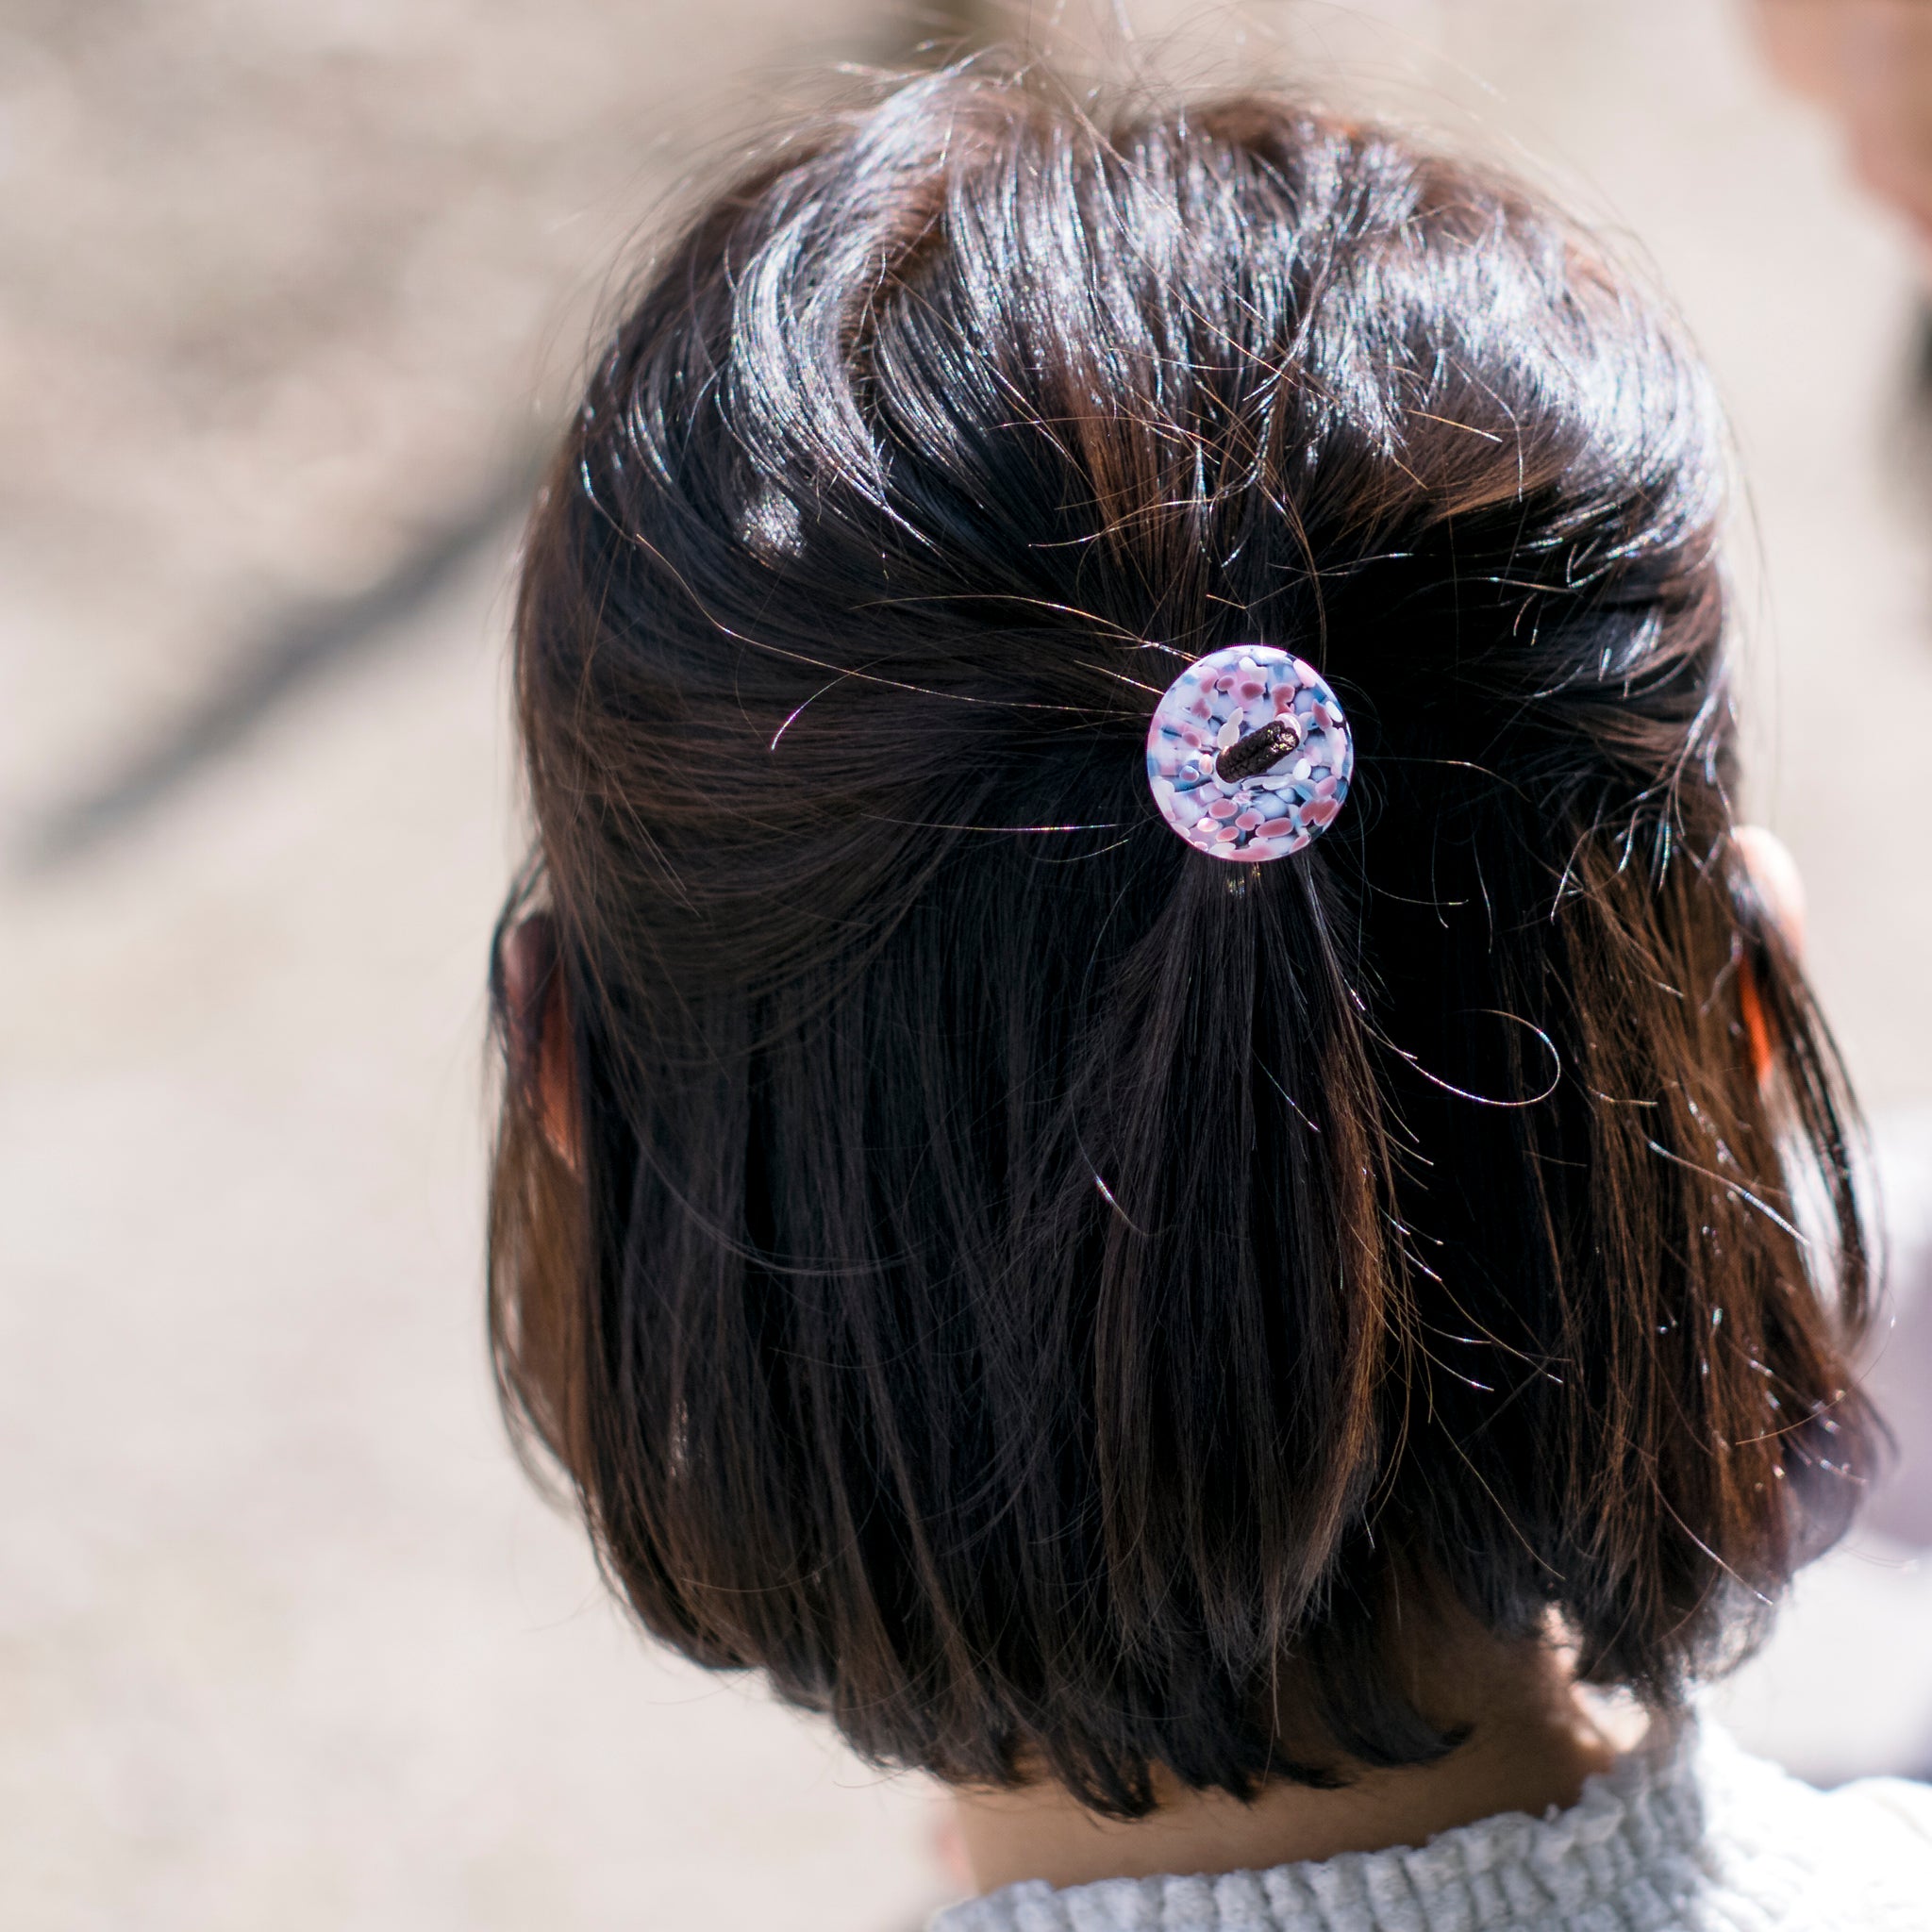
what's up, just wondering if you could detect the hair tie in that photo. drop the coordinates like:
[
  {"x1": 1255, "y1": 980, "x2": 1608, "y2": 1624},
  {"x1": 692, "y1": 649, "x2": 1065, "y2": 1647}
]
[{"x1": 1145, "y1": 646, "x2": 1354, "y2": 861}]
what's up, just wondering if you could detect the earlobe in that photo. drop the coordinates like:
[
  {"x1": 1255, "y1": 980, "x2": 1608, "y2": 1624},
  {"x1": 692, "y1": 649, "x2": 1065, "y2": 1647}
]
[
  {"x1": 502, "y1": 912, "x2": 582, "y2": 1173},
  {"x1": 1738, "y1": 957, "x2": 1776, "y2": 1088}
]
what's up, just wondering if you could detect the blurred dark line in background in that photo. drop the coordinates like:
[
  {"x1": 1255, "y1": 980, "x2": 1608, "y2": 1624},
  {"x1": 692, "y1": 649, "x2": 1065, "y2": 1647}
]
[
  {"x1": 17, "y1": 453, "x2": 543, "y2": 874},
  {"x1": 8, "y1": 1, "x2": 1002, "y2": 880}
]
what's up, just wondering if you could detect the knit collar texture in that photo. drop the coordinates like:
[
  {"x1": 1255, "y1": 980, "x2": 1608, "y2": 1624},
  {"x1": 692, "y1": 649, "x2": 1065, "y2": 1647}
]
[
  {"x1": 932, "y1": 1720, "x2": 1704, "y2": 1932},
  {"x1": 927, "y1": 1716, "x2": 1932, "y2": 1931}
]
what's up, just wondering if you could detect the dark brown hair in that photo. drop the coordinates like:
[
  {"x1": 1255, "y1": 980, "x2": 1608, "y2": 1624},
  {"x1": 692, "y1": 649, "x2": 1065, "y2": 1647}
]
[{"x1": 489, "y1": 69, "x2": 1877, "y2": 1817}]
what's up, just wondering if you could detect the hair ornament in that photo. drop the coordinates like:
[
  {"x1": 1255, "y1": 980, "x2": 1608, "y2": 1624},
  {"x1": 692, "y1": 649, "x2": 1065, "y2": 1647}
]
[{"x1": 1145, "y1": 645, "x2": 1354, "y2": 861}]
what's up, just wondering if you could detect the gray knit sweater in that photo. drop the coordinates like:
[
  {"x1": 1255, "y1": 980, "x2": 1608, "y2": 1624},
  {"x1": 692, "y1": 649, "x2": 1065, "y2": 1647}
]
[{"x1": 930, "y1": 1723, "x2": 1932, "y2": 1931}]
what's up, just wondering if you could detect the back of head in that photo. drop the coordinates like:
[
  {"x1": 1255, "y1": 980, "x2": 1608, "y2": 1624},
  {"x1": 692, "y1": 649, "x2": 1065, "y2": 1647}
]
[{"x1": 491, "y1": 67, "x2": 1876, "y2": 1816}]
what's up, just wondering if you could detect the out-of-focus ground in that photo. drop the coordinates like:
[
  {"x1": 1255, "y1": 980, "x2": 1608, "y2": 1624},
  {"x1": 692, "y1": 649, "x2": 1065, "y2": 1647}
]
[{"x1": 2, "y1": 3, "x2": 1930, "y2": 1927}]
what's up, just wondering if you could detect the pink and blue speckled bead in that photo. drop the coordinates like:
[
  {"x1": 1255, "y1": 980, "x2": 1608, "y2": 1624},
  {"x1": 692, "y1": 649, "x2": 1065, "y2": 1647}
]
[{"x1": 1145, "y1": 645, "x2": 1353, "y2": 861}]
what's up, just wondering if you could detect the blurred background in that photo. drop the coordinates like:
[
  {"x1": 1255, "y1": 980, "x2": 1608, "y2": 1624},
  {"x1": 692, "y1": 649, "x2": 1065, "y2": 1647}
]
[{"x1": 4, "y1": 3, "x2": 1931, "y2": 1927}]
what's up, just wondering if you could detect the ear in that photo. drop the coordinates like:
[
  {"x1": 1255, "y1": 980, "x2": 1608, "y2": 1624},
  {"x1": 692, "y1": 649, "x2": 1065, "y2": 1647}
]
[
  {"x1": 1733, "y1": 824, "x2": 1807, "y2": 957},
  {"x1": 502, "y1": 912, "x2": 581, "y2": 1172},
  {"x1": 1733, "y1": 824, "x2": 1807, "y2": 1087}
]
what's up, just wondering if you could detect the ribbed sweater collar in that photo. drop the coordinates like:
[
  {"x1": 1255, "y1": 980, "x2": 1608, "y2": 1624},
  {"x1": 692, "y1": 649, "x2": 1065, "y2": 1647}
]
[{"x1": 931, "y1": 1721, "x2": 1706, "y2": 1932}]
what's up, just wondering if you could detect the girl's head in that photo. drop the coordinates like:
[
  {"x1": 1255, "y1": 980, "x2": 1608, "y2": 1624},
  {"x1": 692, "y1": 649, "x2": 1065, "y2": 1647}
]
[{"x1": 490, "y1": 69, "x2": 1875, "y2": 1817}]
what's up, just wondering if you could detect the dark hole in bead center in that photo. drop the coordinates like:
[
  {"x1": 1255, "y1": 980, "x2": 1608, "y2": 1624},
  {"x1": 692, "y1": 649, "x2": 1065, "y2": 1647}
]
[{"x1": 1215, "y1": 716, "x2": 1302, "y2": 786}]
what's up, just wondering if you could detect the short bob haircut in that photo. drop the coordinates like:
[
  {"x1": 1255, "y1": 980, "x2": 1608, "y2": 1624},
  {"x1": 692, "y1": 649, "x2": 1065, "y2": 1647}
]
[{"x1": 490, "y1": 69, "x2": 1877, "y2": 1817}]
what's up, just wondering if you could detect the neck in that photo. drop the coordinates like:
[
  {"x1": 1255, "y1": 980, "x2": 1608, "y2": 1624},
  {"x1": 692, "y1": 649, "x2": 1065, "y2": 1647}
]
[{"x1": 951, "y1": 1626, "x2": 1638, "y2": 1896}]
